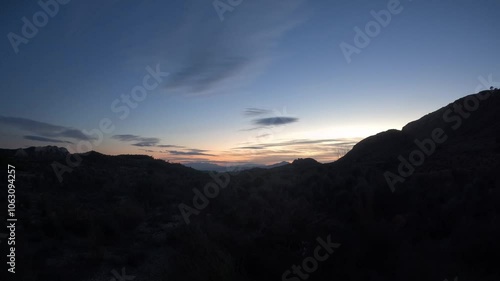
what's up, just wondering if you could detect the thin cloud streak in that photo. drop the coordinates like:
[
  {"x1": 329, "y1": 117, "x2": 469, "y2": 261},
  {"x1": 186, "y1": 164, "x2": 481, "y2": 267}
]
[
  {"x1": 163, "y1": 0, "x2": 308, "y2": 96},
  {"x1": 224, "y1": 137, "x2": 362, "y2": 164},
  {"x1": 233, "y1": 138, "x2": 361, "y2": 150},
  {"x1": 111, "y1": 134, "x2": 144, "y2": 142},
  {"x1": 168, "y1": 150, "x2": 215, "y2": 156},
  {"x1": 0, "y1": 115, "x2": 94, "y2": 141},
  {"x1": 253, "y1": 117, "x2": 299, "y2": 126},
  {"x1": 132, "y1": 141, "x2": 161, "y2": 147},
  {"x1": 157, "y1": 144, "x2": 184, "y2": 148},
  {"x1": 24, "y1": 135, "x2": 73, "y2": 144},
  {"x1": 112, "y1": 134, "x2": 183, "y2": 148},
  {"x1": 244, "y1": 108, "x2": 272, "y2": 116}
]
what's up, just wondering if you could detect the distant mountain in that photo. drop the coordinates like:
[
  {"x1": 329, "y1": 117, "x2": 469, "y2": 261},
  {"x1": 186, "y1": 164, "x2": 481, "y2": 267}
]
[
  {"x1": 266, "y1": 161, "x2": 290, "y2": 169},
  {"x1": 290, "y1": 157, "x2": 321, "y2": 170},
  {"x1": 183, "y1": 161, "x2": 290, "y2": 172},
  {"x1": 0, "y1": 89, "x2": 499, "y2": 281},
  {"x1": 5, "y1": 145, "x2": 70, "y2": 161}
]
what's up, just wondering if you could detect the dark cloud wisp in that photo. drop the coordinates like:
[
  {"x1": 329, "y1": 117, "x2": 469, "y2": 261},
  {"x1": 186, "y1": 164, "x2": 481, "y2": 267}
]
[
  {"x1": 112, "y1": 134, "x2": 184, "y2": 148},
  {"x1": 112, "y1": 134, "x2": 161, "y2": 147},
  {"x1": 253, "y1": 117, "x2": 299, "y2": 126},
  {"x1": 0, "y1": 115, "x2": 95, "y2": 141},
  {"x1": 24, "y1": 135, "x2": 73, "y2": 144},
  {"x1": 234, "y1": 138, "x2": 360, "y2": 150},
  {"x1": 163, "y1": 0, "x2": 307, "y2": 96},
  {"x1": 244, "y1": 108, "x2": 272, "y2": 117},
  {"x1": 168, "y1": 149, "x2": 214, "y2": 156},
  {"x1": 111, "y1": 134, "x2": 142, "y2": 142}
]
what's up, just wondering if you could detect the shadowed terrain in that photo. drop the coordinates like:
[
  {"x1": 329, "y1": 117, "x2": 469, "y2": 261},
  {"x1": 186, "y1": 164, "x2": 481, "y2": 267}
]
[{"x1": 1, "y1": 89, "x2": 499, "y2": 281}]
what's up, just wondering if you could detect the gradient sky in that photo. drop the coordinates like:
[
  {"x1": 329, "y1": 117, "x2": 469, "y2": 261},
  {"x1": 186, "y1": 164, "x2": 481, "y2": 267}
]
[{"x1": 1, "y1": 0, "x2": 499, "y2": 165}]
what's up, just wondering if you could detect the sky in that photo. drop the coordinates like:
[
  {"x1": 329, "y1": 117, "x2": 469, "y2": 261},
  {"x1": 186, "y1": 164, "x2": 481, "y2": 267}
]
[{"x1": 0, "y1": 0, "x2": 499, "y2": 165}]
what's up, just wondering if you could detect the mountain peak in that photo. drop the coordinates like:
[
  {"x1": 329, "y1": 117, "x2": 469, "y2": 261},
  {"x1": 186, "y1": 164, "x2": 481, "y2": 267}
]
[{"x1": 337, "y1": 89, "x2": 500, "y2": 165}]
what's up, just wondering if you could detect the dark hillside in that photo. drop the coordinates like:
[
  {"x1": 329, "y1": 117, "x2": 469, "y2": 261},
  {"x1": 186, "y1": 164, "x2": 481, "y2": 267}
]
[{"x1": 1, "y1": 90, "x2": 499, "y2": 281}]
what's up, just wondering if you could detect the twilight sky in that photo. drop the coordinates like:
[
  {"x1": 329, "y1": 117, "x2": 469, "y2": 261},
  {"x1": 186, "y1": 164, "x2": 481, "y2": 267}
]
[{"x1": 0, "y1": 0, "x2": 499, "y2": 165}]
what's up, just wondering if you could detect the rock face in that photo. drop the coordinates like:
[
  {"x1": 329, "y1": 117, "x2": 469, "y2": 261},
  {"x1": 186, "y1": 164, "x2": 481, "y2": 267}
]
[
  {"x1": 336, "y1": 129, "x2": 413, "y2": 165},
  {"x1": 0, "y1": 90, "x2": 499, "y2": 281},
  {"x1": 337, "y1": 89, "x2": 500, "y2": 166}
]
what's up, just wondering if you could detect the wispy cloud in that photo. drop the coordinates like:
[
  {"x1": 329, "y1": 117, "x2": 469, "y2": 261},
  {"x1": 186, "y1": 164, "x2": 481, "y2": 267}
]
[
  {"x1": 239, "y1": 146, "x2": 264, "y2": 150},
  {"x1": 234, "y1": 138, "x2": 359, "y2": 150},
  {"x1": 244, "y1": 108, "x2": 272, "y2": 116},
  {"x1": 160, "y1": 157, "x2": 212, "y2": 163},
  {"x1": 253, "y1": 117, "x2": 299, "y2": 126},
  {"x1": 157, "y1": 144, "x2": 184, "y2": 148},
  {"x1": 112, "y1": 134, "x2": 202, "y2": 158},
  {"x1": 111, "y1": 134, "x2": 145, "y2": 142},
  {"x1": 241, "y1": 106, "x2": 299, "y2": 131},
  {"x1": 227, "y1": 137, "x2": 361, "y2": 164},
  {"x1": 168, "y1": 149, "x2": 215, "y2": 156},
  {"x1": 132, "y1": 140, "x2": 162, "y2": 147},
  {"x1": 24, "y1": 135, "x2": 73, "y2": 144},
  {"x1": 159, "y1": 137, "x2": 360, "y2": 165},
  {"x1": 0, "y1": 115, "x2": 94, "y2": 141},
  {"x1": 112, "y1": 134, "x2": 180, "y2": 147},
  {"x1": 112, "y1": 135, "x2": 160, "y2": 147},
  {"x1": 163, "y1": 0, "x2": 308, "y2": 96}
]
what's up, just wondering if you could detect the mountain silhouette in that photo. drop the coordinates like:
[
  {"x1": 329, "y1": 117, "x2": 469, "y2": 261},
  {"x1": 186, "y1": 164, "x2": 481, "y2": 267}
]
[
  {"x1": 336, "y1": 89, "x2": 500, "y2": 168},
  {"x1": 0, "y1": 89, "x2": 499, "y2": 281}
]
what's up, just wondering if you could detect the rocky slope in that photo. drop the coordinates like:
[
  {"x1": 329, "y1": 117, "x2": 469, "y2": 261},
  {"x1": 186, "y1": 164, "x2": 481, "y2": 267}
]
[{"x1": 1, "y1": 89, "x2": 499, "y2": 281}]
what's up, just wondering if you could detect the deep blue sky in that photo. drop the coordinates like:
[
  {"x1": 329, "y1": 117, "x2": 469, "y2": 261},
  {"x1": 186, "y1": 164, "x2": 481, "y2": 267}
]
[{"x1": 1, "y1": 0, "x2": 499, "y2": 164}]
